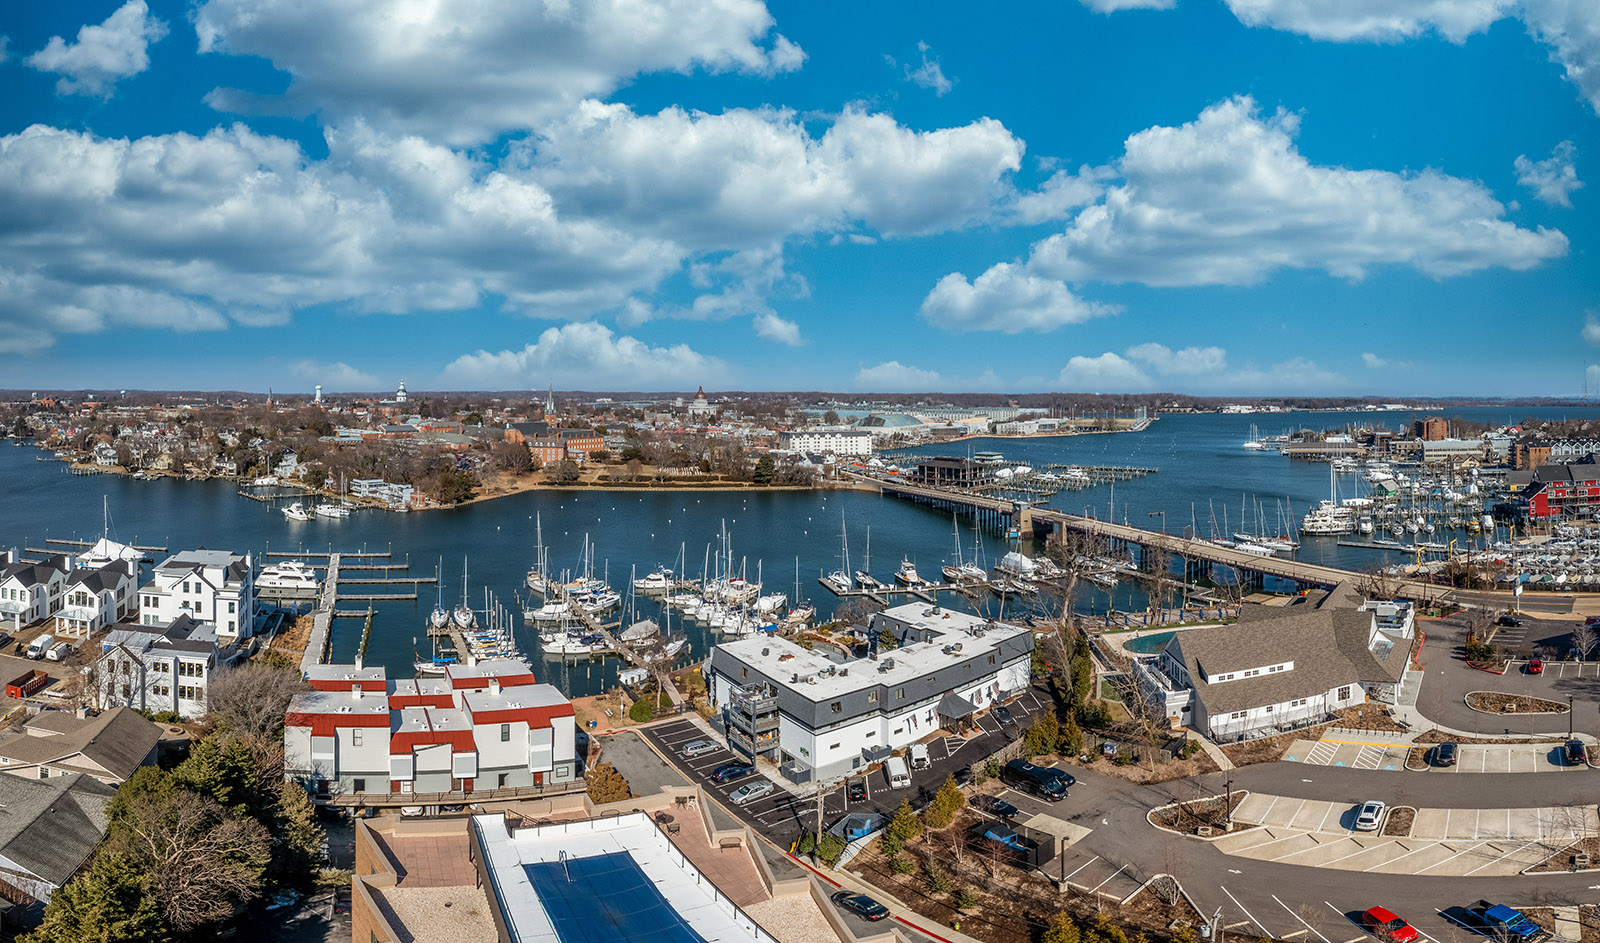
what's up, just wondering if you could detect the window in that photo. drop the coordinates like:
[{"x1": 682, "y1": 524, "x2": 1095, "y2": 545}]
[
  {"x1": 228, "y1": 601, "x2": 235, "y2": 614},
  {"x1": 867, "y1": 691, "x2": 878, "y2": 702},
  {"x1": 831, "y1": 701, "x2": 842, "y2": 713},
  {"x1": 897, "y1": 688, "x2": 906, "y2": 700},
  {"x1": 830, "y1": 743, "x2": 841, "y2": 750},
  {"x1": 501, "y1": 723, "x2": 511, "y2": 742},
  {"x1": 1264, "y1": 705, "x2": 1274, "y2": 713},
  {"x1": 1338, "y1": 686, "x2": 1351, "y2": 700},
  {"x1": 38, "y1": 767, "x2": 49, "y2": 779},
  {"x1": 988, "y1": 654, "x2": 996, "y2": 665},
  {"x1": 498, "y1": 773, "x2": 509, "y2": 787},
  {"x1": 352, "y1": 778, "x2": 366, "y2": 793},
  {"x1": 352, "y1": 729, "x2": 363, "y2": 747},
  {"x1": 121, "y1": 684, "x2": 130, "y2": 699},
  {"x1": 154, "y1": 684, "x2": 169, "y2": 697},
  {"x1": 400, "y1": 781, "x2": 413, "y2": 794},
  {"x1": 740, "y1": 668, "x2": 747, "y2": 679},
  {"x1": 156, "y1": 662, "x2": 169, "y2": 673}
]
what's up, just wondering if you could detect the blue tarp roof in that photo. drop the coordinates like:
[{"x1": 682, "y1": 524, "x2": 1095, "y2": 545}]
[{"x1": 523, "y1": 851, "x2": 707, "y2": 943}]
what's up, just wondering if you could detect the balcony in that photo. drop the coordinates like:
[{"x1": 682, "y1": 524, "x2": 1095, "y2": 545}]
[{"x1": 727, "y1": 711, "x2": 779, "y2": 734}]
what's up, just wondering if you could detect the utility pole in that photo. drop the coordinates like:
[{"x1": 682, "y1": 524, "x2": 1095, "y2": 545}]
[
  {"x1": 1214, "y1": 906, "x2": 1224, "y2": 943},
  {"x1": 1570, "y1": 695, "x2": 1576, "y2": 740}
]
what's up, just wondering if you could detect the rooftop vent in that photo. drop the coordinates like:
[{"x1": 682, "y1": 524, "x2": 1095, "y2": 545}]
[
  {"x1": 951, "y1": 642, "x2": 962, "y2": 653},
  {"x1": 761, "y1": 647, "x2": 770, "y2": 657}
]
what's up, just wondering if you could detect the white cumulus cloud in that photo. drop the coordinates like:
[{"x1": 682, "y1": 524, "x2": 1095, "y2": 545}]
[
  {"x1": 905, "y1": 41, "x2": 954, "y2": 96},
  {"x1": 854, "y1": 361, "x2": 944, "y2": 391},
  {"x1": 1125, "y1": 343, "x2": 1228, "y2": 375},
  {"x1": 753, "y1": 312, "x2": 803, "y2": 346},
  {"x1": 1584, "y1": 314, "x2": 1600, "y2": 345},
  {"x1": 1057, "y1": 353, "x2": 1152, "y2": 391},
  {"x1": 1522, "y1": 0, "x2": 1600, "y2": 113},
  {"x1": 1362, "y1": 352, "x2": 1388, "y2": 368},
  {"x1": 194, "y1": 0, "x2": 804, "y2": 144},
  {"x1": 919, "y1": 263, "x2": 1119, "y2": 333},
  {"x1": 288, "y1": 358, "x2": 378, "y2": 390},
  {"x1": 27, "y1": 0, "x2": 168, "y2": 97},
  {"x1": 1022, "y1": 96, "x2": 1566, "y2": 287},
  {"x1": 1516, "y1": 141, "x2": 1584, "y2": 207},
  {"x1": 439, "y1": 322, "x2": 723, "y2": 389},
  {"x1": 1222, "y1": 0, "x2": 1513, "y2": 42}
]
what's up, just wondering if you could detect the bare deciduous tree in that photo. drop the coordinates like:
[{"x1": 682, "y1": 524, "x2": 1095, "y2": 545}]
[
  {"x1": 206, "y1": 662, "x2": 309, "y2": 764},
  {"x1": 110, "y1": 789, "x2": 272, "y2": 931},
  {"x1": 1574, "y1": 622, "x2": 1597, "y2": 662}
]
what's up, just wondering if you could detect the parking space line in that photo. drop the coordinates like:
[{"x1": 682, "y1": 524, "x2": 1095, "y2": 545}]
[
  {"x1": 1413, "y1": 841, "x2": 1487, "y2": 874},
  {"x1": 1220, "y1": 885, "x2": 1275, "y2": 939},
  {"x1": 1089, "y1": 865, "x2": 1128, "y2": 894},
  {"x1": 1316, "y1": 803, "x2": 1339, "y2": 832},
  {"x1": 1461, "y1": 839, "x2": 1541, "y2": 876},
  {"x1": 1064, "y1": 856, "x2": 1102, "y2": 880},
  {"x1": 1274, "y1": 894, "x2": 1334, "y2": 943},
  {"x1": 1365, "y1": 840, "x2": 1441, "y2": 871}
]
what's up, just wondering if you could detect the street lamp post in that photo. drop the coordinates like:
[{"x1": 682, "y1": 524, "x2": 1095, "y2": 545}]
[{"x1": 1570, "y1": 695, "x2": 1576, "y2": 740}]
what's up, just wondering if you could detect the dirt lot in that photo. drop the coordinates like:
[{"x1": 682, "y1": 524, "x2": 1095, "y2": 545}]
[
  {"x1": 1383, "y1": 807, "x2": 1415, "y2": 836},
  {"x1": 1528, "y1": 836, "x2": 1600, "y2": 873},
  {"x1": 1465, "y1": 691, "x2": 1569, "y2": 714},
  {"x1": 1414, "y1": 728, "x2": 1569, "y2": 744},
  {"x1": 264, "y1": 614, "x2": 313, "y2": 659},
  {"x1": 1069, "y1": 749, "x2": 1219, "y2": 784}
]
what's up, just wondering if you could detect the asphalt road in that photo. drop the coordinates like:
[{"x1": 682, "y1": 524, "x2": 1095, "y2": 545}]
[{"x1": 1418, "y1": 615, "x2": 1600, "y2": 738}]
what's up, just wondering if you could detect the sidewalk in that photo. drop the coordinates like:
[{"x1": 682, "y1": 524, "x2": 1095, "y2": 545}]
[{"x1": 789, "y1": 850, "x2": 989, "y2": 943}]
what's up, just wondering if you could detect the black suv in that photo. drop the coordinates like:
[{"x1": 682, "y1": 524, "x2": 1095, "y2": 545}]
[
  {"x1": 1564, "y1": 740, "x2": 1587, "y2": 766},
  {"x1": 1433, "y1": 741, "x2": 1458, "y2": 767},
  {"x1": 1496, "y1": 615, "x2": 1523, "y2": 627},
  {"x1": 846, "y1": 777, "x2": 867, "y2": 802}
]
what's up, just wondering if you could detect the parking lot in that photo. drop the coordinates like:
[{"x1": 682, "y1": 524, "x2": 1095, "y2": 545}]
[
  {"x1": 1284, "y1": 738, "x2": 1411, "y2": 771},
  {"x1": 1418, "y1": 742, "x2": 1588, "y2": 773},
  {"x1": 638, "y1": 685, "x2": 1050, "y2": 850},
  {"x1": 1219, "y1": 794, "x2": 1590, "y2": 876}
]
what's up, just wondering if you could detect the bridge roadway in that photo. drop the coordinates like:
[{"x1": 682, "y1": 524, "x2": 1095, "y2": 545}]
[{"x1": 859, "y1": 474, "x2": 1534, "y2": 607}]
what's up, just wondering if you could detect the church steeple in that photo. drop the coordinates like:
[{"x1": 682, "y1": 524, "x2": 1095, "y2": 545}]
[{"x1": 545, "y1": 383, "x2": 555, "y2": 415}]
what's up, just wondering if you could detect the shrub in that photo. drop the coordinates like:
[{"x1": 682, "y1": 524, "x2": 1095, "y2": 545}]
[
  {"x1": 817, "y1": 834, "x2": 847, "y2": 867},
  {"x1": 585, "y1": 762, "x2": 632, "y2": 804},
  {"x1": 879, "y1": 832, "x2": 903, "y2": 856},
  {"x1": 887, "y1": 799, "x2": 923, "y2": 842},
  {"x1": 797, "y1": 832, "x2": 816, "y2": 857},
  {"x1": 925, "y1": 859, "x2": 954, "y2": 894},
  {"x1": 628, "y1": 697, "x2": 655, "y2": 723},
  {"x1": 956, "y1": 886, "x2": 978, "y2": 910},
  {"x1": 924, "y1": 775, "x2": 964, "y2": 829},
  {"x1": 1179, "y1": 740, "x2": 1200, "y2": 760},
  {"x1": 890, "y1": 854, "x2": 915, "y2": 875}
]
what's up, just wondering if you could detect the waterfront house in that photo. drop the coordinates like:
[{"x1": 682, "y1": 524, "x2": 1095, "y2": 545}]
[
  {"x1": 51, "y1": 559, "x2": 137, "y2": 641},
  {"x1": 1131, "y1": 585, "x2": 1413, "y2": 743},
  {"x1": 92, "y1": 614, "x2": 219, "y2": 719},
  {"x1": 136, "y1": 549, "x2": 255, "y2": 641},
  {"x1": 283, "y1": 659, "x2": 577, "y2": 802},
  {"x1": 706, "y1": 603, "x2": 1033, "y2": 783},
  {"x1": 0, "y1": 553, "x2": 70, "y2": 632},
  {"x1": 91, "y1": 442, "x2": 117, "y2": 466}
]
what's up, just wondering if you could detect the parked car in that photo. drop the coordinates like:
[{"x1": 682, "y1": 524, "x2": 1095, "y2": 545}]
[
  {"x1": 24, "y1": 634, "x2": 53, "y2": 660},
  {"x1": 1001, "y1": 759, "x2": 1066, "y2": 801},
  {"x1": 682, "y1": 740, "x2": 719, "y2": 758},
  {"x1": 1527, "y1": 658, "x2": 1543, "y2": 675},
  {"x1": 908, "y1": 743, "x2": 931, "y2": 770},
  {"x1": 846, "y1": 777, "x2": 868, "y2": 802},
  {"x1": 830, "y1": 891, "x2": 889, "y2": 922},
  {"x1": 1496, "y1": 615, "x2": 1523, "y2": 627},
  {"x1": 332, "y1": 887, "x2": 351, "y2": 915},
  {"x1": 970, "y1": 794, "x2": 1019, "y2": 820},
  {"x1": 710, "y1": 762, "x2": 753, "y2": 784},
  {"x1": 729, "y1": 781, "x2": 773, "y2": 805},
  {"x1": 1433, "y1": 741, "x2": 1458, "y2": 767},
  {"x1": 1445, "y1": 900, "x2": 1549, "y2": 942},
  {"x1": 1362, "y1": 906, "x2": 1420, "y2": 943},
  {"x1": 995, "y1": 705, "x2": 1015, "y2": 727},
  {"x1": 0, "y1": 632, "x2": 13, "y2": 650},
  {"x1": 1354, "y1": 800, "x2": 1387, "y2": 832},
  {"x1": 1564, "y1": 739, "x2": 1587, "y2": 766},
  {"x1": 982, "y1": 825, "x2": 1036, "y2": 853}
]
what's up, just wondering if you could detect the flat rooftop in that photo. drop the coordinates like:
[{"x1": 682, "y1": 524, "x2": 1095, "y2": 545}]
[{"x1": 474, "y1": 812, "x2": 772, "y2": 943}]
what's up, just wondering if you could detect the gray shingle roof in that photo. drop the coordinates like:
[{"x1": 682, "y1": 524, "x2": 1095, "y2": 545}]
[
  {"x1": 0, "y1": 708, "x2": 161, "y2": 782},
  {"x1": 0, "y1": 773, "x2": 115, "y2": 888}
]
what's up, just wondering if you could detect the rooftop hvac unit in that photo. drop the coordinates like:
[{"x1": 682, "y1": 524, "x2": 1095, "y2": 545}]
[
  {"x1": 792, "y1": 673, "x2": 800, "y2": 683},
  {"x1": 951, "y1": 642, "x2": 962, "y2": 653},
  {"x1": 879, "y1": 658, "x2": 896, "y2": 672},
  {"x1": 761, "y1": 648, "x2": 770, "y2": 656}
]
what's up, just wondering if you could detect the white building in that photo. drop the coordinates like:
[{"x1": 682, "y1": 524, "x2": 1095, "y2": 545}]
[
  {"x1": 1131, "y1": 584, "x2": 1413, "y2": 743},
  {"x1": 92, "y1": 615, "x2": 220, "y2": 719},
  {"x1": 0, "y1": 552, "x2": 70, "y2": 632},
  {"x1": 52, "y1": 559, "x2": 138, "y2": 640},
  {"x1": 777, "y1": 429, "x2": 872, "y2": 456},
  {"x1": 137, "y1": 549, "x2": 255, "y2": 641},
  {"x1": 707, "y1": 603, "x2": 1033, "y2": 783},
  {"x1": 284, "y1": 659, "x2": 577, "y2": 801}
]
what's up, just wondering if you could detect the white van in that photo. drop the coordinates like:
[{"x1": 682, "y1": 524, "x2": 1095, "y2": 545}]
[
  {"x1": 884, "y1": 755, "x2": 911, "y2": 789},
  {"x1": 45, "y1": 641, "x2": 72, "y2": 662},
  {"x1": 25, "y1": 634, "x2": 53, "y2": 660},
  {"x1": 908, "y1": 743, "x2": 931, "y2": 771}
]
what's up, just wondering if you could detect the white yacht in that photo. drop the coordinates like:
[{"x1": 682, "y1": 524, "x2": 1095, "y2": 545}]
[
  {"x1": 528, "y1": 599, "x2": 571, "y2": 623},
  {"x1": 258, "y1": 561, "x2": 320, "y2": 592},
  {"x1": 893, "y1": 558, "x2": 927, "y2": 587},
  {"x1": 314, "y1": 502, "x2": 351, "y2": 519},
  {"x1": 633, "y1": 567, "x2": 674, "y2": 593},
  {"x1": 281, "y1": 502, "x2": 312, "y2": 522}
]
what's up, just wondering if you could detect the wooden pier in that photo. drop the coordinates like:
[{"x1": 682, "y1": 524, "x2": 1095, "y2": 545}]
[{"x1": 816, "y1": 577, "x2": 940, "y2": 605}]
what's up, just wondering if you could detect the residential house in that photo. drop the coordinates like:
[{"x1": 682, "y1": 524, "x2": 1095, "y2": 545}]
[
  {"x1": 51, "y1": 559, "x2": 138, "y2": 640},
  {"x1": 0, "y1": 553, "x2": 71, "y2": 632},
  {"x1": 137, "y1": 548, "x2": 255, "y2": 640},
  {"x1": 92, "y1": 615, "x2": 219, "y2": 719},
  {"x1": 284, "y1": 659, "x2": 577, "y2": 801},
  {"x1": 273, "y1": 448, "x2": 299, "y2": 478},
  {"x1": 0, "y1": 772, "x2": 115, "y2": 907},
  {"x1": 0, "y1": 707, "x2": 162, "y2": 785},
  {"x1": 91, "y1": 442, "x2": 117, "y2": 466}
]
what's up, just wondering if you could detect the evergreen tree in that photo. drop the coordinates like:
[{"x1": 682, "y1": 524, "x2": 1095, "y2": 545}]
[
  {"x1": 173, "y1": 735, "x2": 264, "y2": 818},
  {"x1": 23, "y1": 852, "x2": 172, "y2": 943},
  {"x1": 269, "y1": 782, "x2": 326, "y2": 891},
  {"x1": 1042, "y1": 911, "x2": 1081, "y2": 943},
  {"x1": 888, "y1": 798, "x2": 923, "y2": 842},
  {"x1": 752, "y1": 454, "x2": 776, "y2": 484},
  {"x1": 924, "y1": 774, "x2": 964, "y2": 829}
]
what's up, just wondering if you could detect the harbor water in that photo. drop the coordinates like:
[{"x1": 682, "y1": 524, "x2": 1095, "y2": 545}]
[{"x1": 4, "y1": 406, "x2": 1598, "y2": 696}]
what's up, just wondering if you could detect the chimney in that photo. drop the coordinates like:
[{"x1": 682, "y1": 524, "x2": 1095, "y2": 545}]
[
  {"x1": 489, "y1": 677, "x2": 501, "y2": 695},
  {"x1": 355, "y1": 654, "x2": 364, "y2": 671},
  {"x1": 351, "y1": 684, "x2": 361, "y2": 700}
]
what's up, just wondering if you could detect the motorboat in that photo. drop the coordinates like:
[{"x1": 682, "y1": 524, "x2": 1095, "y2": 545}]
[
  {"x1": 894, "y1": 558, "x2": 928, "y2": 587},
  {"x1": 633, "y1": 567, "x2": 674, "y2": 593},
  {"x1": 527, "y1": 599, "x2": 572, "y2": 623},
  {"x1": 314, "y1": 502, "x2": 351, "y2": 519},
  {"x1": 258, "y1": 561, "x2": 320, "y2": 592},
  {"x1": 855, "y1": 570, "x2": 888, "y2": 591},
  {"x1": 282, "y1": 502, "x2": 312, "y2": 522}
]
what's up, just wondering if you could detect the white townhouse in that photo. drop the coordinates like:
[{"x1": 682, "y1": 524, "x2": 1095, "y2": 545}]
[
  {"x1": 92, "y1": 615, "x2": 220, "y2": 719},
  {"x1": 137, "y1": 549, "x2": 255, "y2": 641},
  {"x1": 0, "y1": 552, "x2": 71, "y2": 632},
  {"x1": 284, "y1": 659, "x2": 577, "y2": 802},
  {"x1": 52, "y1": 559, "x2": 138, "y2": 640},
  {"x1": 707, "y1": 603, "x2": 1034, "y2": 783},
  {"x1": 1131, "y1": 583, "x2": 1415, "y2": 743}
]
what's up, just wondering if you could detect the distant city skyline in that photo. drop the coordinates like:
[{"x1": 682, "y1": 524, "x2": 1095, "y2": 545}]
[{"x1": 0, "y1": 1, "x2": 1596, "y2": 396}]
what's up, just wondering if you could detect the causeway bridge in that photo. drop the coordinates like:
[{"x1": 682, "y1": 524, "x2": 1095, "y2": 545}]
[{"x1": 855, "y1": 474, "x2": 1460, "y2": 602}]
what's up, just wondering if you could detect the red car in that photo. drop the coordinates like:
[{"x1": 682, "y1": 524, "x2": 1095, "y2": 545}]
[
  {"x1": 1363, "y1": 907, "x2": 1420, "y2": 943},
  {"x1": 1528, "y1": 658, "x2": 1543, "y2": 675}
]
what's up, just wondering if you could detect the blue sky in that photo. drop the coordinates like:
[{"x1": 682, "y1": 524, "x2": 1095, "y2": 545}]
[{"x1": 0, "y1": 0, "x2": 1596, "y2": 397}]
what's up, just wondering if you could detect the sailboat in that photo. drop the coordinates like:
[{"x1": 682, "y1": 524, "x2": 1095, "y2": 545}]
[
  {"x1": 785, "y1": 557, "x2": 816, "y2": 626},
  {"x1": 315, "y1": 472, "x2": 353, "y2": 518},
  {"x1": 452, "y1": 558, "x2": 477, "y2": 630},
  {"x1": 855, "y1": 526, "x2": 888, "y2": 590},
  {"x1": 825, "y1": 513, "x2": 852, "y2": 593},
  {"x1": 525, "y1": 513, "x2": 549, "y2": 594}
]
